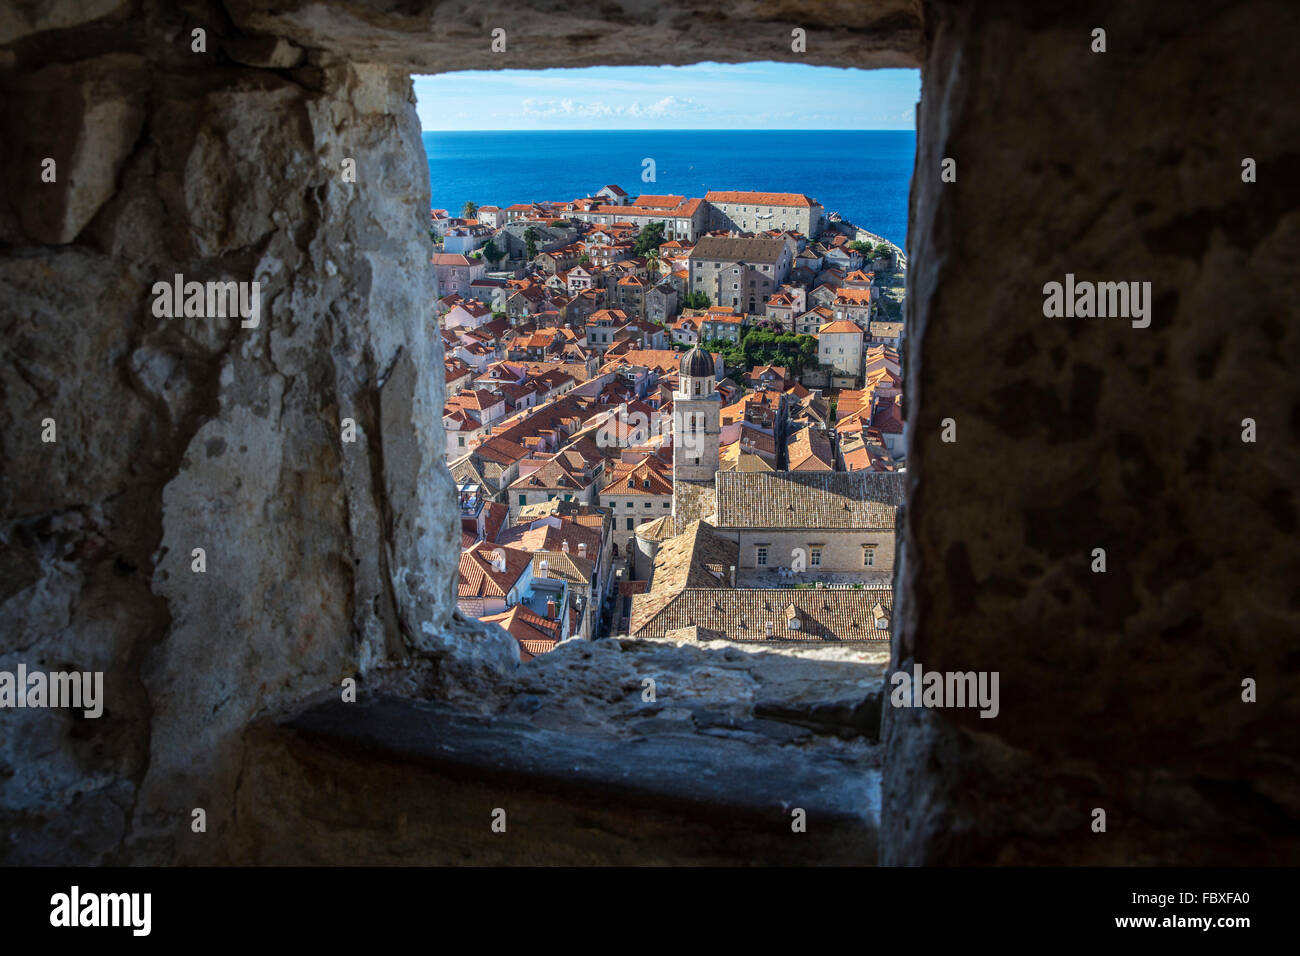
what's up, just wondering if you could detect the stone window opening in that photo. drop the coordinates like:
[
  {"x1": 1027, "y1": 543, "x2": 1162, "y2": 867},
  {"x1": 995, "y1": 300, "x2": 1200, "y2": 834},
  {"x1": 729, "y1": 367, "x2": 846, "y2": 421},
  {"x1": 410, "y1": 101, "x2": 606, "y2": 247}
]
[{"x1": 1, "y1": 7, "x2": 945, "y2": 866}]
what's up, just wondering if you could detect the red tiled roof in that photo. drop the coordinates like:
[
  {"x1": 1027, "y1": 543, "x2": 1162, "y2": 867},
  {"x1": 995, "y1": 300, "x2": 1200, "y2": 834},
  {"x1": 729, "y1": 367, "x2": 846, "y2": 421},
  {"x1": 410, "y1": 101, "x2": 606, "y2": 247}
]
[
  {"x1": 498, "y1": 518, "x2": 603, "y2": 558},
  {"x1": 634, "y1": 195, "x2": 685, "y2": 207},
  {"x1": 480, "y1": 605, "x2": 562, "y2": 661},
  {"x1": 787, "y1": 427, "x2": 836, "y2": 471},
  {"x1": 705, "y1": 190, "x2": 816, "y2": 207},
  {"x1": 603, "y1": 456, "x2": 673, "y2": 497},
  {"x1": 458, "y1": 545, "x2": 531, "y2": 598},
  {"x1": 474, "y1": 435, "x2": 531, "y2": 465},
  {"x1": 819, "y1": 320, "x2": 864, "y2": 335}
]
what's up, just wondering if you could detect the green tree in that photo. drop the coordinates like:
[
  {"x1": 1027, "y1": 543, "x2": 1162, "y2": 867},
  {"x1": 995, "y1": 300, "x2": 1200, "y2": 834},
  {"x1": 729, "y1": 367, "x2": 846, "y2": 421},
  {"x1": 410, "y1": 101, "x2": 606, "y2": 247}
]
[
  {"x1": 482, "y1": 238, "x2": 501, "y2": 265},
  {"x1": 848, "y1": 240, "x2": 873, "y2": 255},
  {"x1": 683, "y1": 290, "x2": 711, "y2": 310},
  {"x1": 741, "y1": 329, "x2": 777, "y2": 366},
  {"x1": 524, "y1": 226, "x2": 540, "y2": 260},
  {"x1": 799, "y1": 334, "x2": 818, "y2": 368},
  {"x1": 632, "y1": 222, "x2": 666, "y2": 257},
  {"x1": 578, "y1": 253, "x2": 591, "y2": 266},
  {"x1": 462, "y1": 201, "x2": 479, "y2": 219}
]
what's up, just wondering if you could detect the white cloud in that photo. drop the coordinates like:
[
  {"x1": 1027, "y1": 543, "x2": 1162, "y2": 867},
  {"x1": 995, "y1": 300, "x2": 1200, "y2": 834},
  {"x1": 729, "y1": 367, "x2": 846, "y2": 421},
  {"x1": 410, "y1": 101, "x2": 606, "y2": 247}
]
[{"x1": 520, "y1": 95, "x2": 693, "y2": 119}]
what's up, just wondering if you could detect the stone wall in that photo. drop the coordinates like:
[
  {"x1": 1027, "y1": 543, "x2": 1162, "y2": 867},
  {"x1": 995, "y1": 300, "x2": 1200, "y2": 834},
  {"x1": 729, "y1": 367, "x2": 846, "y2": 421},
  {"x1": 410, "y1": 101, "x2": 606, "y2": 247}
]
[
  {"x1": 730, "y1": 528, "x2": 897, "y2": 575},
  {"x1": 3, "y1": 0, "x2": 1297, "y2": 866},
  {"x1": 1, "y1": 5, "x2": 500, "y2": 864},
  {"x1": 884, "y1": 0, "x2": 1300, "y2": 864}
]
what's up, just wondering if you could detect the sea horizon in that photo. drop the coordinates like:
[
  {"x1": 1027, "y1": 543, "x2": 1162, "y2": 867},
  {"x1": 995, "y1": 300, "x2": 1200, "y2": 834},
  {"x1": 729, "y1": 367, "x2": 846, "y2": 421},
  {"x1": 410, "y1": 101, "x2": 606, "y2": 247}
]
[{"x1": 423, "y1": 128, "x2": 915, "y2": 246}]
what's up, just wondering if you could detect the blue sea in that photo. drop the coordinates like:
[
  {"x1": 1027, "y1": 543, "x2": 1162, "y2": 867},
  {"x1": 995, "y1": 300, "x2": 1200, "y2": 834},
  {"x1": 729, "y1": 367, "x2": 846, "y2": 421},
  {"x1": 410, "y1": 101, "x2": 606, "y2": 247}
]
[{"x1": 422, "y1": 130, "x2": 915, "y2": 247}]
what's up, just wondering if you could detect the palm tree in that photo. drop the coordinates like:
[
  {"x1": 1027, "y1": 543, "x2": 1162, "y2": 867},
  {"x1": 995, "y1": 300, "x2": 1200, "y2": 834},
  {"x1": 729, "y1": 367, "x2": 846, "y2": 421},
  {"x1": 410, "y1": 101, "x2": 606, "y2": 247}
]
[{"x1": 462, "y1": 201, "x2": 478, "y2": 219}]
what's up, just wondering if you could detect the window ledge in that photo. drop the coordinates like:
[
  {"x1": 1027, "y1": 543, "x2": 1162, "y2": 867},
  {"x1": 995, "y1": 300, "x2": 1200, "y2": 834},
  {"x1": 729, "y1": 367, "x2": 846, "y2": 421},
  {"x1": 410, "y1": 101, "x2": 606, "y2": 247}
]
[{"x1": 234, "y1": 638, "x2": 886, "y2": 864}]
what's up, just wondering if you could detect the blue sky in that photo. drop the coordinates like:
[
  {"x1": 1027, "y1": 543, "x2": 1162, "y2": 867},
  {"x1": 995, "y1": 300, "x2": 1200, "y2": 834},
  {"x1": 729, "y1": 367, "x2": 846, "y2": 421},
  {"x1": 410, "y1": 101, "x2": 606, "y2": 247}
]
[{"x1": 414, "y1": 63, "x2": 919, "y2": 131}]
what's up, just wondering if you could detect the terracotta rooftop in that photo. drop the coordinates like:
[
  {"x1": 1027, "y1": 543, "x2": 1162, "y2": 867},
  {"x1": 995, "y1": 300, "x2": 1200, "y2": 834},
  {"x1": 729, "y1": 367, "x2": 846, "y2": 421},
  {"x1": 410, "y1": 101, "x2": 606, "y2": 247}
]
[
  {"x1": 498, "y1": 517, "x2": 603, "y2": 560},
  {"x1": 608, "y1": 348, "x2": 690, "y2": 376},
  {"x1": 605, "y1": 456, "x2": 674, "y2": 497},
  {"x1": 458, "y1": 545, "x2": 532, "y2": 598},
  {"x1": 819, "y1": 319, "x2": 864, "y2": 335},
  {"x1": 480, "y1": 605, "x2": 561, "y2": 661},
  {"x1": 786, "y1": 427, "x2": 836, "y2": 471},
  {"x1": 634, "y1": 194, "x2": 685, "y2": 207},
  {"x1": 473, "y1": 435, "x2": 531, "y2": 465},
  {"x1": 705, "y1": 190, "x2": 817, "y2": 208}
]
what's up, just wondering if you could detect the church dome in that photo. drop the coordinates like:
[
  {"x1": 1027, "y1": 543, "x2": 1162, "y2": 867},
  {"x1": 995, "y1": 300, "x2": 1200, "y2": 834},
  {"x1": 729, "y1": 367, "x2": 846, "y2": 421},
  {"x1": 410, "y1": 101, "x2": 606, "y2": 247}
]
[{"x1": 680, "y1": 346, "x2": 714, "y2": 379}]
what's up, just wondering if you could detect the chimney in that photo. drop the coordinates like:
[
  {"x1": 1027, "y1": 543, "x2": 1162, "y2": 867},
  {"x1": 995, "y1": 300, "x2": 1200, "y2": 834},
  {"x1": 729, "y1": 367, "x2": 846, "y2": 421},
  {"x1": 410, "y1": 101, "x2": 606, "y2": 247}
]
[
  {"x1": 546, "y1": 599, "x2": 557, "y2": 620},
  {"x1": 729, "y1": 565, "x2": 736, "y2": 587},
  {"x1": 562, "y1": 540, "x2": 570, "y2": 553},
  {"x1": 578, "y1": 542, "x2": 587, "y2": 557},
  {"x1": 538, "y1": 558, "x2": 548, "y2": 578}
]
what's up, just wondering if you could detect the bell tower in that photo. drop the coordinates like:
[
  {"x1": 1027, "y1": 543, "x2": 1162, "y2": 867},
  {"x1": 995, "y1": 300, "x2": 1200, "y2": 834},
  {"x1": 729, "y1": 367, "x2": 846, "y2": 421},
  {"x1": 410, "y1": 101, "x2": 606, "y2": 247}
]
[{"x1": 672, "y1": 347, "x2": 721, "y2": 484}]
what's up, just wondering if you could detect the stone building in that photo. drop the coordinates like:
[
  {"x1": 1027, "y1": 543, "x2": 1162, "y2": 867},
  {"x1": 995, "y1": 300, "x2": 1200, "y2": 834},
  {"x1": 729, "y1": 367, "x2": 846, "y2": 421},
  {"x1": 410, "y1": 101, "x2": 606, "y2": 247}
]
[
  {"x1": 686, "y1": 236, "x2": 792, "y2": 315},
  {"x1": 571, "y1": 196, "x2": 708, "y2": 241},
  {"x1": 704, "y1": 190, "x2": 825, "y2": 238},
  {"x1": 713, "y1": 471, "x2": 904, "y2": 582},
  {"x1": 818, "y1": 318, "x2": 866, "y2": 387},
  {"x1": 432, "y1": 252, "x2": 486, "y2": 298},
  {"x1": 599, "y1": 455, "x2": 674, "y2": 548}
]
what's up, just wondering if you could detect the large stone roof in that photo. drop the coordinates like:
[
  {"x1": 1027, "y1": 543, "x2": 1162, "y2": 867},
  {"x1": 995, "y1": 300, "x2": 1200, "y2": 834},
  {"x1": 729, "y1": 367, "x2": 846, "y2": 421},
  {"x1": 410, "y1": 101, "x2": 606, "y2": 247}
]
[
  {"x1": 633, "y1": 586, "x2": 893, "y2": 642},
  {"x1": 633, "y1": 514, "x2": 678, "y2": 542},
  {"x1": 671, "y1": 479, "x2": 717, "y2": 529},
  {"x1": 688, "y1": 236, "x2": 787, "y2": 264},
  {"x1": 630, "y1": 521, "x2": 738, "y2": 633},
  {"x1": 531, "y1": 549, "x2": 595, "y2": 585},
  {"x1": 714, "y1": 471, "x2": 904, "y2": 530}
]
